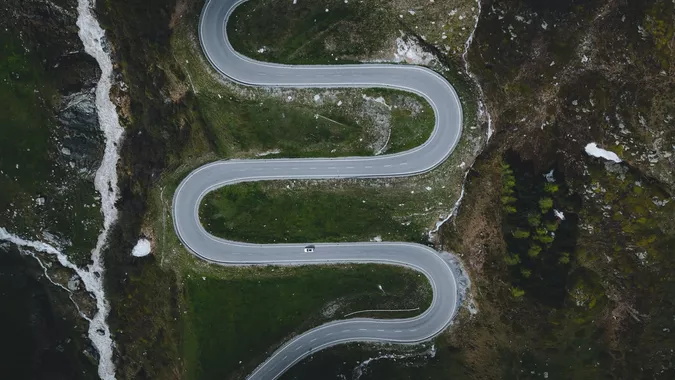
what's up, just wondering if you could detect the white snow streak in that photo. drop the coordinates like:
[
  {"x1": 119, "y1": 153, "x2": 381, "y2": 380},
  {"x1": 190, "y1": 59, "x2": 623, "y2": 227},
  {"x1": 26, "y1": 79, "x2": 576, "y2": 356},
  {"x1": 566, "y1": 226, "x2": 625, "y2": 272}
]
[
  {"x1": 584, "y1": 143, "x2": 622, "y2": 163},
  {"x1": 76, "y1": 0, "x2": 124, "y2": 378}
]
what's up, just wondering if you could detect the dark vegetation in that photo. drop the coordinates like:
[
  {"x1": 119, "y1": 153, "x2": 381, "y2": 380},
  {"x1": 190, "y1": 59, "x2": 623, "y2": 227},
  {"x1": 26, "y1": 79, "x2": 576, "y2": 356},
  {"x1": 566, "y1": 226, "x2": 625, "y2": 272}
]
[
  {"x1": 499, "y1": 155, "x2": 581, "y2": 305},
  {"x1": 0, "y1": 246, "x2": 97, "y2": 380}
]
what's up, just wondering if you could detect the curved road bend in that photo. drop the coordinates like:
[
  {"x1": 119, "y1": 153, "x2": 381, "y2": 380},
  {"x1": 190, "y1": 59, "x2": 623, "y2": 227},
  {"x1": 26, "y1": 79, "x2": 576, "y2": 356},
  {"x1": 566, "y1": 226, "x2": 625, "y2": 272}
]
[{"x1": 173, "y1": 0, "x2": 464, "y2": 378}]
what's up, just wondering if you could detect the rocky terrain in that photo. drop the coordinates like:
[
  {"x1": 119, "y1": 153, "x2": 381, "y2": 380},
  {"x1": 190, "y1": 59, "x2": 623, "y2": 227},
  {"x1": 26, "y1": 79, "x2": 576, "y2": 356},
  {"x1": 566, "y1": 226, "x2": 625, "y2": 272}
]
[{"x1": 436, "y1": 0, "x2": 675, "y2": 378}]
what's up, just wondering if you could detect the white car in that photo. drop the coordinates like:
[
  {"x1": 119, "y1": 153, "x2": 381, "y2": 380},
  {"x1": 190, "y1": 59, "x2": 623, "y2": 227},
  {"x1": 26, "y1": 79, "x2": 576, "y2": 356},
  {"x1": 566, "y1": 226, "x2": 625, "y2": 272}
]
[{"x1": 304, "y1": 245, "x2": 315, "y2": 253}]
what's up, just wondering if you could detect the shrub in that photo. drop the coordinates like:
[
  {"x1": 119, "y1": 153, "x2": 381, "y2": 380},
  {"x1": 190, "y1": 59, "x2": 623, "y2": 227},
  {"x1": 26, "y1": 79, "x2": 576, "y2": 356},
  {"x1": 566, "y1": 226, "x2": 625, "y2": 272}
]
[
  {"x1": 559, "y1": 252, "x2": 570, "y2": 264},
  {"x1": 505, "y1": 253, "x2": 521, "y2": 266},
  {"x1": 545, "y1": 221, "x2": 559, "y2": 231},
  {"x1": 539, "y1": 197, "x2": 554, "y2": 213},
  {"x1": 544, "y1": 183, "x2": 559, "y2": 193},
  {"x1": 527, "y1": 244, "x2": 542, "y2": 257},
  {"x1": 510, "y1": 287, "x2": 525, "y2": 298},
  {"x1": 527, "y1": 214, "x2": 541, "y2": 227},
  {"x1": 512, "y1": 229, "x2": 531, "y2": 239}
]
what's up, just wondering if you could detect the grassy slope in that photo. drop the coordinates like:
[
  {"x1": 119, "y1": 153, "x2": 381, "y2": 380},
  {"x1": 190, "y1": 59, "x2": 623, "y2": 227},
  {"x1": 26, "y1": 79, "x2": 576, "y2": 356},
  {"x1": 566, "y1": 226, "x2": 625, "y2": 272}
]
[
  {"x1": 200, "y1": 181, "x2": 427, "y2": 243},
  {"x1": 182, "y1": 265, "x2": 431, "y2": 380}
]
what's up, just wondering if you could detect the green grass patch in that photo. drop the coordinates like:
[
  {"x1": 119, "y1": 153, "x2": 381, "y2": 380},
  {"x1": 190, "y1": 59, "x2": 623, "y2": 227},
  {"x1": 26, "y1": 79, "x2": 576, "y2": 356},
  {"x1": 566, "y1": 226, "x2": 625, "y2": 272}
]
[
  {"x1": 182, "y1": 264, "x2": 430, "y2": 380},
  {"x1": 228, "y1": 0, "x2": 396, "y2": 64},
  {"x1": 196, "y1": 91, "x2": 370, "y2": 157},
  {"x1": 200, "y1": 181, "x2": 428, "y2": 243}
]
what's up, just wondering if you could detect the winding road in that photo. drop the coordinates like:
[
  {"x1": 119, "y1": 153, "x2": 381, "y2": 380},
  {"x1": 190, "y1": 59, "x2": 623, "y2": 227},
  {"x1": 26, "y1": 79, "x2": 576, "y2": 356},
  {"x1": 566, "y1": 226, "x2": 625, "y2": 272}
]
[{"x1": 172, "y1": 0, "x2": 464, "y2": 378}]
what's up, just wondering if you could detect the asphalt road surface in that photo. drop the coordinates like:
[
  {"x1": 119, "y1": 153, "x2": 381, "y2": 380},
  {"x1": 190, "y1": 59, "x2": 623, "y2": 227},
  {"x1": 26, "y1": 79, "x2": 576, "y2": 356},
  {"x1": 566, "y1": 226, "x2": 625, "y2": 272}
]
[{"x1": 172, "y1": 0, "x2": 464, "y2": 378}]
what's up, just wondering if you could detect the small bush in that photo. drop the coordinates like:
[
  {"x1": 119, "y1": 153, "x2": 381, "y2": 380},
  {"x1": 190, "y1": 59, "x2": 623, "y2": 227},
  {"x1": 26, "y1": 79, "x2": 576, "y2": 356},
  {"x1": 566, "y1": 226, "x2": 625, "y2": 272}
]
[
  {"x1": 512, "y1": 229, "x2": 531, "y2": 239},
  {"x1": 527, "y1": 244, "x2": 542, "y2": 258},
  {"x1": 539, "y1": 197, "x2": 554, "y2": 213},
  {"x1": 559, "y1": 252, "x2": 571, "y2": 264},
  {"x1": 510, "y1": 287, "x2": 525, "y2": 298},
  {"x1": 505, "y1": 253, "x2": 521, "y2": 266},
  {"x1": 544, "y1": 183, "x2": 559, "y2": 193}
]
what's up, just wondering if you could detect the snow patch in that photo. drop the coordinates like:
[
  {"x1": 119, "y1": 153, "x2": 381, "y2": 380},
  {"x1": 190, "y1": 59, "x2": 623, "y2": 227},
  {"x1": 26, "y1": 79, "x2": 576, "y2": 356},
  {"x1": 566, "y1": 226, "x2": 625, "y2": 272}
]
[
  {"x1": 544, "y1": 169, "x2": 556, "y2": 183},
  {"x1": 585, "y1": 143, "x2": 622, "y2": 163},
  {"x1": 132, "y1": 238, "x2": 152, "y2": 257}
]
